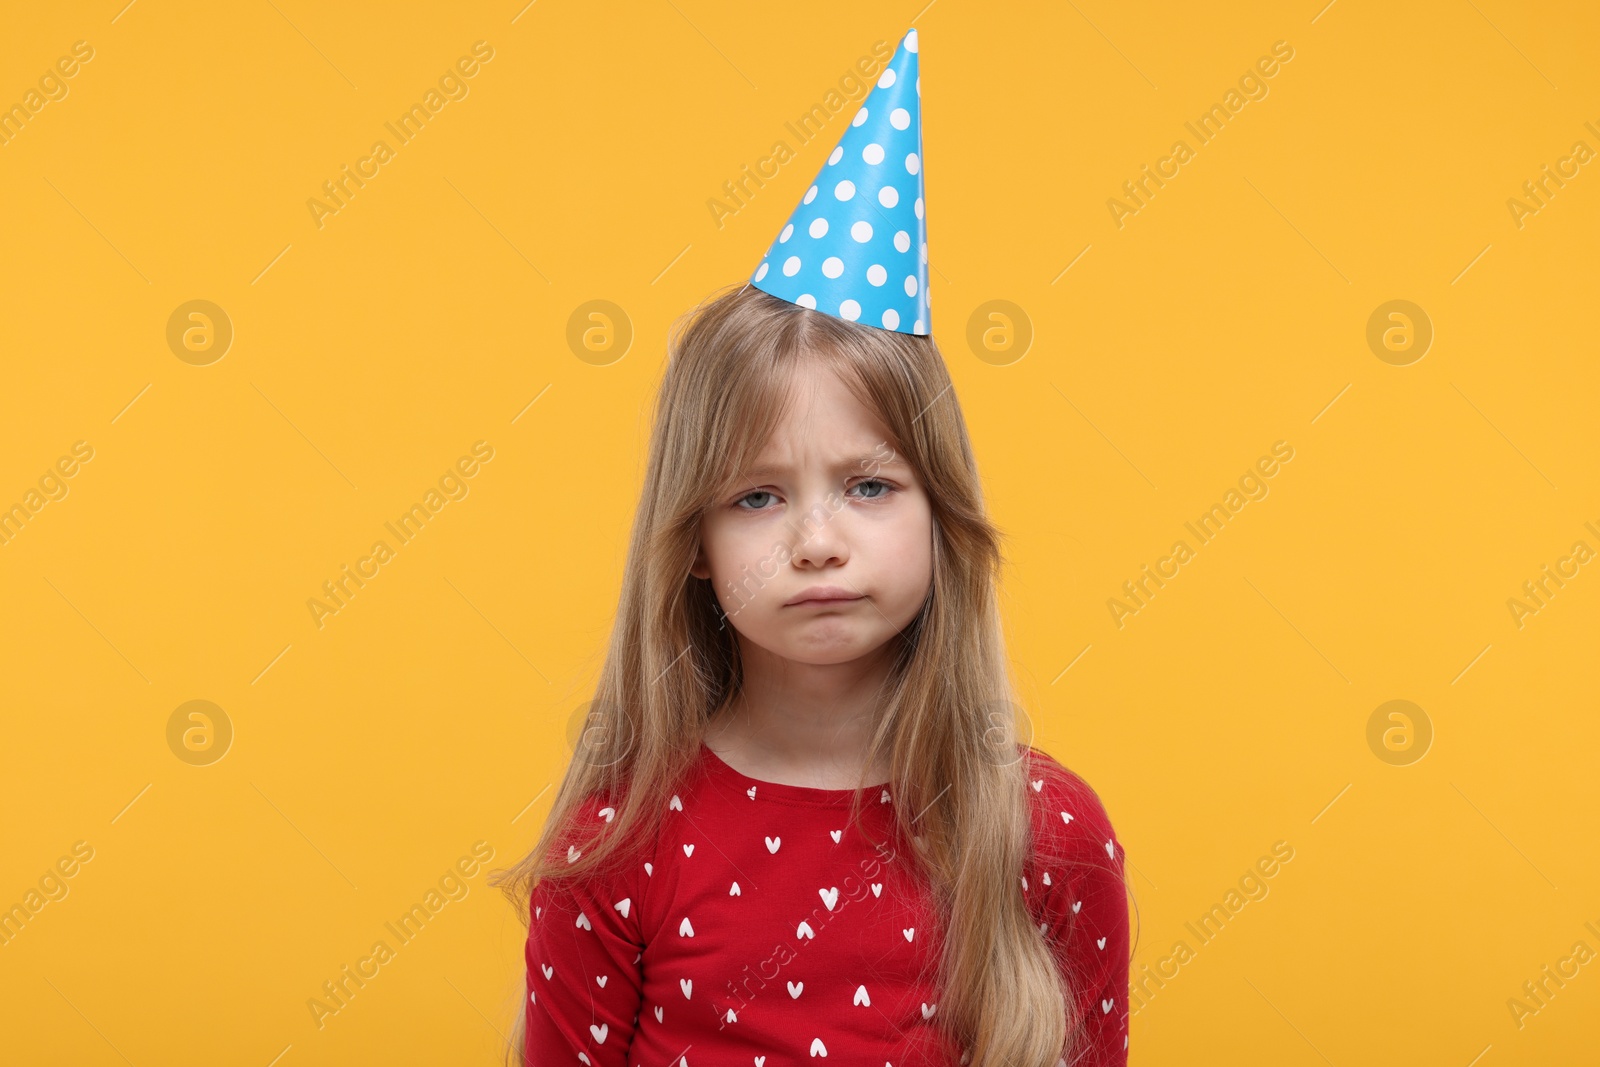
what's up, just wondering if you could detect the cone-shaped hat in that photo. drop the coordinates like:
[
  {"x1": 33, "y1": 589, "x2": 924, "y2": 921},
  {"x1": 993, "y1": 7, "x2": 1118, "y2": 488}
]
[{"x1": 749, "y1": 27, "x2": 929, "y2": 335}]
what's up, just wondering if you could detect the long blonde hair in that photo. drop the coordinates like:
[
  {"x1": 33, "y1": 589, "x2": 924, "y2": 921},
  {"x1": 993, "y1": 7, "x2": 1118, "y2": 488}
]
[{"x1": 492, "y1": 282, "x2": 1127, "y2": 1065}]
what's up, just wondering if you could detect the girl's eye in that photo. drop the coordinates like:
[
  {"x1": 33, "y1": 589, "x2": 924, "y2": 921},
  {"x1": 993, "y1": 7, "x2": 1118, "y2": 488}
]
[
  {"x1": 735, "y1": 490, "x2": 777, "y2": 510},
  {"x1": 850, "y1": 478, "x2": 893, "y2": 500},
  {"x1": 733, "y1": 480, "x2": 896, "y2": 510}
]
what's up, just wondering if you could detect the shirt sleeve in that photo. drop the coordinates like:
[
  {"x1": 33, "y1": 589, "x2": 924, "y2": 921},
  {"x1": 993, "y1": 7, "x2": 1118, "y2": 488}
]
[
  {"x1": 1025, "y1": 754, "x2": 1130, "y2": 1067},
  {"x1": 525, "y1": 796, "x2": 646, "y2": 1067}
]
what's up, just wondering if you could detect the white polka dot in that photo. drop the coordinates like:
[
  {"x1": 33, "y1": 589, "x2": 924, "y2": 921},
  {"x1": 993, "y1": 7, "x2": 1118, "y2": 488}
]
[
  {"x1": 755, "y1": 262, "x2": 769, "y2": 281},
  {"x1": 779, "y1": 223, "x2": 793, "y2": 243},
  {"x1": 878, "y1": 69, "x2": 896, "y2": 88},
  {"x1": 782, "y1": 256, "x2": 801, "y2": 276},
  {"x1": 852, "y1": 108, "x2": 869, "y2": 127},
  {"x1": 914, "y1": 319, "x2": 924, "y2": 333},
  {"x1": 809, "y1": 217, "x2": 829, "y2": 238},
  {"x1": 803, "y1": 185, "x2": 818, "y2": 205},
  {"x1": 828, "y1": 146, "x2": 843, "y2": 165},
  {"x1": 839, "y1": 299, "x2": 861, "y2": 321},
  {"x1": 878, "y1": 186, "x2": 899, "y2": 208},
  {"x1": 890, "y1": 108, "x2": 910, "y2": 130},
  {"x1": 822, "y1": 256, "x2": 844, "y2": 278},
  {"x1": 894, "y1": 230, "x2": 911, "y2": 253},
  {"x1": 921, "y1": 243, "x2": 928, "y2": 263},
  {"x1": 904, "y1": 275, "x2": 918, "y2": 296},
  {"x1": 882, "y1": 308, "x2": 900, "y2": 329},
  {"x1": 797, "y1": 293, "x2": 816, "y2": 309},
  {"x1": 916, "y1": 77, "x2": 921, "y2": 96},
  {"x1": 866, "y1": 264, "x2": 887, "y2": 286},
  {"x1": 851, "y1": 221, "x2": 873, "y2": 243},
  {"x1": 904, "y1": 30, "x2": 918, "y2": 53},
  {"x1": 862, "y1": 143, "x2": 884, "y2": 165},
  {"x1": 834, "y1": 180, "x2": 855, "y2": 201},
  {"x1": 905, "y1": 153, "x2": 920, "y2": 175},
  {"x1": 914, "y1": 197, "x2": 924, "y2": 219}
]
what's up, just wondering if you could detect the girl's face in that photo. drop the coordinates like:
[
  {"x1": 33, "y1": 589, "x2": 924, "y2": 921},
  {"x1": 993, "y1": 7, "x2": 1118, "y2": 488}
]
[{"x1": 691, "y1": 360, "x2": 934, "y2": 667}]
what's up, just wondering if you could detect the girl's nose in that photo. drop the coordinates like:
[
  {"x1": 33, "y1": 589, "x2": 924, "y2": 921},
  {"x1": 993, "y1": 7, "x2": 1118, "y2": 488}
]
[{"x1": 788, "y1": 496, "x2": 849, "y2": 568}]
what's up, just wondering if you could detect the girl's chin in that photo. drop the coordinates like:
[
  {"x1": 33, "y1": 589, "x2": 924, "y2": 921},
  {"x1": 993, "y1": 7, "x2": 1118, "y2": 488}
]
[
  {"x1": 777, "y1": 636, "x2": 893, "y2": 666},
  {"x1": 731, "y1": 621, "x2": 897, "y2": 666}
]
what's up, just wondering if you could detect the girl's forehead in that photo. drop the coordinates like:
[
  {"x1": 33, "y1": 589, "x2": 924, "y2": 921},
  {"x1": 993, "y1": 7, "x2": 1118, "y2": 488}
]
[
  {"x1": 740, "y1": 444, "x2": 907, "y2": 479},
  {"x1": 744, "y1": 415, "x2": 908, "y2": 477},
  {"x1": 723, "y1": 353, "x2": 910, "y2": 479},
  {"x1": 768, "y1": 361, "x2": 881, "y2": 427},
  {"x1": 753, "y1": 398, "x2": 895, "y2": 462}
]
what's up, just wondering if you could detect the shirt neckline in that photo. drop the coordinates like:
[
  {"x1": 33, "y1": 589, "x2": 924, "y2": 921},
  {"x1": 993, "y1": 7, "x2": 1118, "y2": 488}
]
[{"x1": 698, "y1": 741, "x2": 891, "y2": 807}]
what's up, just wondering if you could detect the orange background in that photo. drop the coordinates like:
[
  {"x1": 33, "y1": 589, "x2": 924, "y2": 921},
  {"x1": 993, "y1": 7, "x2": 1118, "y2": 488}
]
[{"x1": 1, "y1": 1, "x2": 1596, "y2": 1063}]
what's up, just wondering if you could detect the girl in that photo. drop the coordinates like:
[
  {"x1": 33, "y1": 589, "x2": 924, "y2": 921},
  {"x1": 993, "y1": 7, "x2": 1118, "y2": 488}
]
[{"x1": 494, "y1": 27, "x2": 1132, "y2": 1067}]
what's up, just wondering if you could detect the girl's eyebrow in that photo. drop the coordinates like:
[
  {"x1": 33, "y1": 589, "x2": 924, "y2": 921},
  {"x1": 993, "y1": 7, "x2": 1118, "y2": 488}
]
[{"x1": 743, "y1": 455, "x2": 907, "y2": 479}]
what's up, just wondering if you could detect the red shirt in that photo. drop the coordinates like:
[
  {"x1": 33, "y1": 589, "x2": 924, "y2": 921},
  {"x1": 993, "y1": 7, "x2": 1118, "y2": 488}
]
[{"x1": 525, "y1": 743, "x2": 1129, "y2": 1066}]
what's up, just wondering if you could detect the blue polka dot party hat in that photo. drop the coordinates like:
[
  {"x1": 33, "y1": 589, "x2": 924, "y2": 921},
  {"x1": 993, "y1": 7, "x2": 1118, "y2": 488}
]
[{"x1": 749, "y1": 27, "x2": 929, "y2": 335}]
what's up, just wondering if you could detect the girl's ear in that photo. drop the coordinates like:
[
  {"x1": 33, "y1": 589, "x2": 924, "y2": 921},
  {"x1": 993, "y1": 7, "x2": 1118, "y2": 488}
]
[{"x1": 689, "y1": 543, "x2": 710, "y2": 581}]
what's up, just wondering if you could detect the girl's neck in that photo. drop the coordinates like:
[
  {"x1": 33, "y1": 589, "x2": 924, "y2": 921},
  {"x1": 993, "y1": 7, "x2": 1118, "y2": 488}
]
[{"x1": 705, "y1": 644, "x2": 897, "y2": 789}]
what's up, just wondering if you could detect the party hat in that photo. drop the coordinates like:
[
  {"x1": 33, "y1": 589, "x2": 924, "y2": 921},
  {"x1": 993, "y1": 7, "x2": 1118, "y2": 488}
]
[{"x1": 749, "y1": 27, "x2": 929, "y2": 335}]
